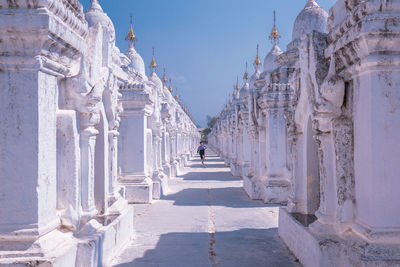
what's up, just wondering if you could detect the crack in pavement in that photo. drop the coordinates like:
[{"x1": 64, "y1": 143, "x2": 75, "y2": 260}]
[
  {"x1": 135, "y1": 203, "x2": 152, "y2": 217},
  {"x1": 208, "y1": 186, "x2": 219, "y2": 267}
]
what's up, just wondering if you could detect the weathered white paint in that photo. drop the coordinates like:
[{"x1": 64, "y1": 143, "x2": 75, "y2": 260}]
[
  {"x1": 0, "y1": 0, "x2": 200, "y2": 264},
  {"x1": 209, "y1": 0, "x2": 400, "y2": 265}
]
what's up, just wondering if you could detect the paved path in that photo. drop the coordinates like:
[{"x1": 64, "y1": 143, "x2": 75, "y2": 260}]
[{"x1": 110, "y1": 151, "x2": 300, "y2": 267}]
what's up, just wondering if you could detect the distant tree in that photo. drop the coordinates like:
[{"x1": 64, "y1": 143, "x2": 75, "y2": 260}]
[
  {"x1": 206, "y1": 116, "x2": 218, "y2": 129},
  {"x1": 200, "y1": 115, "x2": 218, "y2": 143}
]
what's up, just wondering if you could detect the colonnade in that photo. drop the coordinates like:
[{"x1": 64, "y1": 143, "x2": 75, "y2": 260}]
[
  {"x1": 209, "y1": 0, "x2": 400, "y2": 266},
  {"x1": 0, "y1": 0, "x2": 199, "y2": 265}
]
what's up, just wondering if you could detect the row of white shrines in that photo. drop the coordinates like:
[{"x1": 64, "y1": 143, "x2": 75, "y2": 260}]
[
  {"x1": 0, "y1": 0, "x2": 200, "y2": 266},
  {"x1": 208, "y1": 0, "x2": 400, "y2": 266}
]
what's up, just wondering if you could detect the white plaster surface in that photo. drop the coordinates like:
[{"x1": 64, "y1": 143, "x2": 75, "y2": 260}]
[{"x1": 109, "y1": 151, "x2": 299, "y2": 267}]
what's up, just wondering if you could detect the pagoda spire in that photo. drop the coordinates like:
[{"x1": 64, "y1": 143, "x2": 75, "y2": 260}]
[
  {"x1": 126, "y1": 13, "x2": 136, "y2": 47},
  {"x1": 174, "y1": 87, "x2": 179, "y2": 100},
  {"x1": 162, "y1": 65, "x2": 168, "y2": 85},
  {"x1": 235, "y1": 76, "x2": 239, "y2": 91},
  {"x1": 168, "y1": 79, "x2": 173, "y2": 93},
  {"x1": 243, "y1": 62, "x2": 249, "y2": 81},
  {"x1": 254, "y1": 44, "x2": 261, "y2": 68},
  {"x1": 269, "y1": 11, "x2": 280, "y2": 46},
  {"x1": 150, "y1": 47, "x2": 157, "y2": 73}
]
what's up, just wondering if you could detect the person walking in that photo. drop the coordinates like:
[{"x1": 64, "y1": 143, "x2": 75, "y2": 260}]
[{"x1": 197, "y1": 141, "x2": 207, "y2": 166}]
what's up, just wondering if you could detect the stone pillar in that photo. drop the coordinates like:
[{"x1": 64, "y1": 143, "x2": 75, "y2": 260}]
[
  {"x1": 243, "y1": 124, "x2": 260, "y2": 200},
  {"x1": 170, "y1": 132, "x2": 179, "y2": 177},
  {"x1": 230, "y1": 118, "x2": 239, "y2": 176},
  {"x1": 258, "y1": 84, "x2": 293, "y2": 204},
  {"x1": 224, "y1": 128, "x2": 228, "y2": 161},
  {"x1": 248, "y1": 128, "x2": 257, "y2": 178},
  {"x1": 307, "y1": 112, "x2": 345, "y2": 233},
  {"x1": 0, "y1": 0, "x2": 88, "y2": 260},
  {"x1": 162, "y1": 128, "x2": 172, "y2": 178},
  {"x1": 108, "y1": 130, "x2": 122, "y2": 207},
  {"x1": 286, "y1": 127, "x2": 307, "y2": 214},
  {"x1": 0, "y1": 62, "x2": 61, "y2": 247},
  {"x1": 56, "y1": 110, "x2": 81, "y2": 229},
  {"x1": 79, "y1": 124, "x2": 100, "y2": 222},
  {"x1": 151, "y1": 124, "x2": 166, "y2": 198},
  {"x1": 118, "y1": 94, "x2": 153, "y2": 203},
  {"x1": 235, "y1": 124, "x2": 244, "y2": 176},
  {"x1": 351, "y1": 57, "x2": 400, "y2": 243},
  {"x1": 176, "y1": 132, "x2": 182, "y2": 168},
  {"x1": 93, "y1": 108, "x2": 110, "y2": 216},
  {"x1": 256, "y1": 123, "x2": 267, "y2": 196},
  {"x1": 242, "y1": 121, "x2": 251, "y2": 177}
]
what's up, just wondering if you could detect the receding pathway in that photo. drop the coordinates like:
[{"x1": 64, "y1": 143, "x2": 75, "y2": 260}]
[{"x1": 110, "y1": 151, "x2": 300, "y2": 267}]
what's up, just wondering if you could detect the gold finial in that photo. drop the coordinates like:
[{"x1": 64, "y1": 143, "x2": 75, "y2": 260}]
[
  {"x1": 269, "y1": 11, "x2": 280, "y2": 45},
  {"x1": 174, "y1": 88, "x2": 178, "y2": 100},
  {"x1": 254, "y1": 44, "x2": 261, "y2": 66},
  {"x1": 150, "y1": 47, "x2": 157, "y2": 72},
  {"x1": 232, "y1": 90, "x2": 236, "y2": 97},
  {"x1": 162, "y1": 65, "x2": 167, "y2": 84},
  {"x1": 228, "y1": 95, "x2": 232, "y2": 105},
  {"x1": 126, "y1": 13, "x2": 136, "y2": 46},
  {"x1": 168, "y1": 79, "x2": 173, "y2": 92},
  {"x1": 243, "y1": 62, "x2": 249, "y2": 80},
  {"x1": 235, "y1": 76, "x2": 239, "y2": 90}
]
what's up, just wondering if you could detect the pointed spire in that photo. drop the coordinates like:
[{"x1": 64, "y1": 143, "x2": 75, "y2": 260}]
[
  {"x1": 243, "y1": 62, "x2": 249, "y2": 81},
  {"x1": 254, "y1": 44, "x2": 261, "y2": 67},
  {"x1": 174, "y1": 87, "x2": 179, "y2": 100},
  {"x1": 269, "y1": 11, "x2": 280, "y2": 45},
  {"x1": 150, "y1": 47, "x2": 157, "y2": 73},
  {"x1": 228, "y1": 95, "x2": 232, "y2": 105},
  {"x1": 162, "y1": 65, "x2": 168, "y2": 84},
  {"x1": 168, "y1": 79, "x2": 173, "y2": 93},
  {"x1": 126, "y1": 13, "x2": 136, "y2": 47},
  {"x1": 235, "y1": 76, "x2": 239, "y2": 91}
]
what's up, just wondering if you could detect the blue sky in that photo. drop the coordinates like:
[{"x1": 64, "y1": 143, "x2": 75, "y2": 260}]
[{"x1": 81, "y1": 0, "x2": 335, "y2": 127}]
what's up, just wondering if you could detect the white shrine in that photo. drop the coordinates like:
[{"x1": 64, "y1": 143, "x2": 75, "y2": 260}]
[
  {"x1": 1, "y1": 0, "x2": 400, "y2": 266},
  {"x1": 0, "y1": 0, "x2": 199, "y2": 265},
  {"x1": 209, "y1": 0, "x2": 400, "y2": 266}
]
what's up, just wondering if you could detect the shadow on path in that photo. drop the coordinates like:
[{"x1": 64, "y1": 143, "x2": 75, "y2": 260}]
[
  {"x1": 178, "y1": 171, "x2": 239, "y2": 181},
  {"x1": 163, "y1": 187, "x2": 273, "y2": 208},
  {"x1": 189, "y1": 163, "x2": 228, "y2": 169},
  {"x1": 113, "y1": 228, "x2": 299, "y2": 267},
  {"x1": 110, "y1": 151, "x2": 300, "y2": 267}
]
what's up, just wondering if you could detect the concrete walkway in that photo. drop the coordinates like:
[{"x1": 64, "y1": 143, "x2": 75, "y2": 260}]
[{"x1": 110, "y1": 151, "x2": 301, "y2": 267}]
